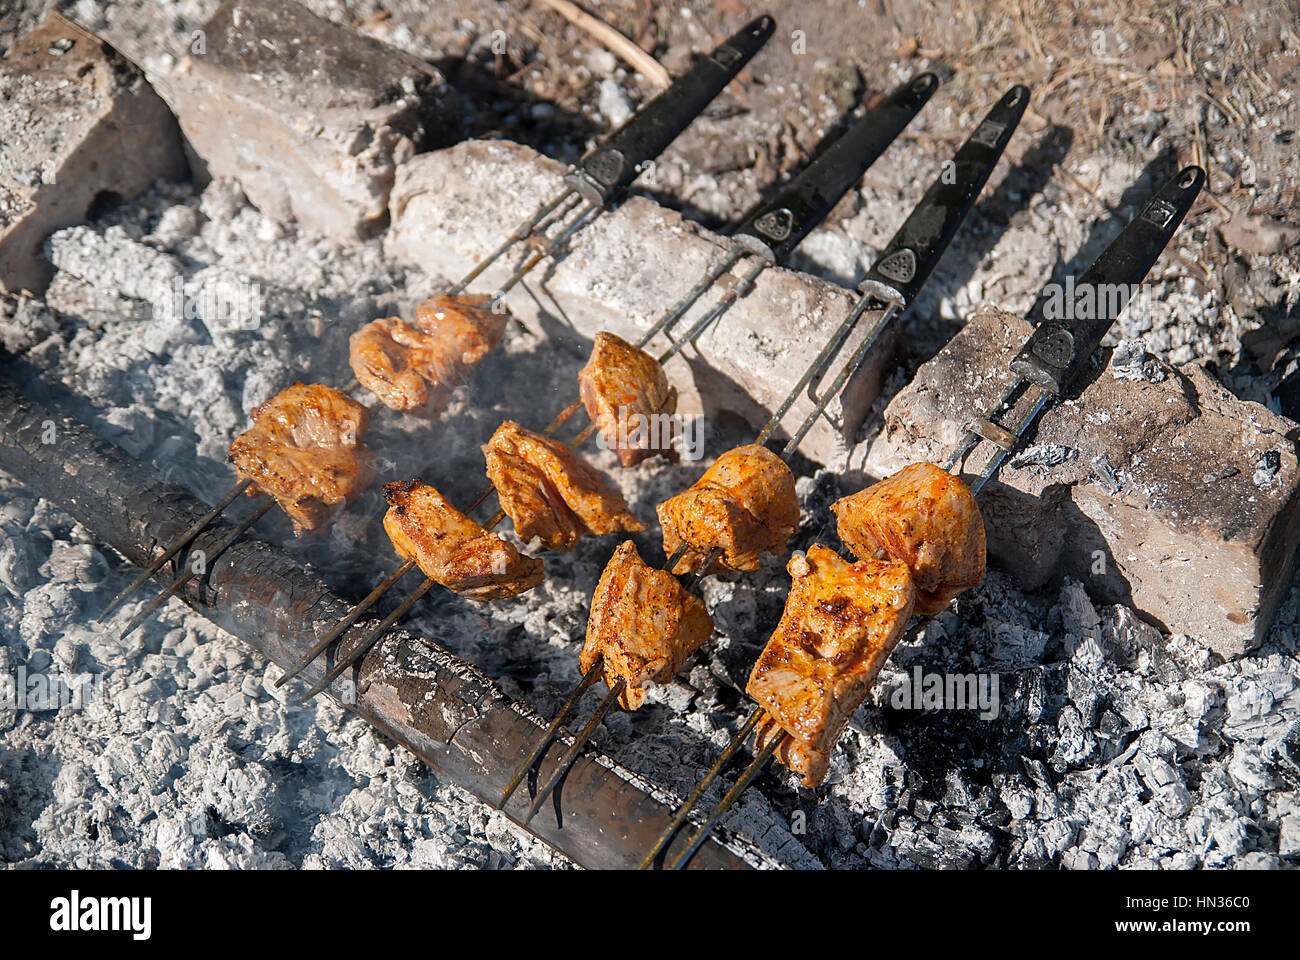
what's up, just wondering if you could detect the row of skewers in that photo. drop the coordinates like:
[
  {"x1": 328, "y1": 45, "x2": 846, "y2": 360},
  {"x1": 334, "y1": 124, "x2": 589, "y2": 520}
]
[
  {"x1": 91, "y1": 12, "x2": 1206, "y2": 868},
  {"x1": 500, "y1": 84, "x2": 1031, "y2": 829},
  {"x1": 638, "y1": 165, "x2": 1206, "y2": 869}
]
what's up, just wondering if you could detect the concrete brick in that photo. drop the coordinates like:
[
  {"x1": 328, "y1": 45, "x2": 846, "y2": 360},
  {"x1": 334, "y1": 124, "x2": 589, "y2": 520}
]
[
  {"x1": 386, "y1": 139, "x2": 904, "y2": 468},
  {"x1": 160, "y1": 0, "x2": 460, "y2": 241},
  {"x1": 0, "y1": 13, "x2": 187, "y2": 294},
  {"x1": 860, "y1": 307, "x2": 1300, "y2": 657}
]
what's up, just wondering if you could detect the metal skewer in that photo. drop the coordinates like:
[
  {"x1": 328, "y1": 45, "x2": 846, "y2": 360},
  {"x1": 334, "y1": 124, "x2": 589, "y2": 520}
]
[
  {"x1": 666, "y1": 716, "x2": 783, "y2": 870},
  {"x1": 637, "y1": 708, "x2": 764, "y2": 868},
  {"x1": 485, "y1": 200, "x2": 603, "y2": 309},
  {"x1": 450, "y1": 16, "x2": 776, "y2": 308},
  {"x1": 512, "y1": 543, "x2": 724, "y2": 820},
  {"x1": 98, "y1": 478, "x2": 252, "y2": 621},
  {"x1": 116, "y1": 499, "x2": 275, "y2": 641},
  {"x1": 636, "y1": 247, "x2": 748, "y2": 348},
  {"x1": 281, "y1": 484, "x2": 545, "y2": 695},
  {"x1": 522, "y1": 677, "x2": 627, "y2": 823},
  {"x1": 499, "y1": 662, "x2": 604, "y2": 806},
  {"x1": 274, "y1": 557, "x2": 418, "y2": 688},
  {"x1": 652, "y1": 163, "x2": 1206, "y2": 869},
  {"x1": 444, "y1": 189, "x2": 580, "y2": 296},
  {"x1": 298, "y1": 575, "x2": 438, "y2": 702},
  {"x1": 499, "y1": 540, "x2": 692, "y2": 804}
]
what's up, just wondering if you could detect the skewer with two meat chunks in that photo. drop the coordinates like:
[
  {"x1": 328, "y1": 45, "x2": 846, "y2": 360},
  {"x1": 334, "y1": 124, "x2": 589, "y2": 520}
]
[
  {"x1": 271, "y1": 73, "x2": 940, "y2": 697},
  {"x1": 502, "y1": 87, "x2": 1028, "y2": 824},
  {"x1": 97, "y1": 21, "x2": 773, "y2": 632},
  {"x1": 649, "y1": 164, "x2": 1206, "y2": 870},
  {"x1": 458, "y1": 70, "x2": 940, "y2": 516},
  {"x1": 102, "y1": 382, "x2": 379, "y2": 639}
]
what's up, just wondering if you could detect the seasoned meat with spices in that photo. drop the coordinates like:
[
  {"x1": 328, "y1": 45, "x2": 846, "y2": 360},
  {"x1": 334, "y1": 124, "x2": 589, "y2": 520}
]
[
  {"x1": 228, "y1": 382, "x2": 375, "y2": 534},
  {"x1": 578, "y1": 332, "x2": 677, "y2": 467},
  {"x1": 350, "y1": 294, "x2": 508, "y2": 416},
  {"x1": 746, "y1": 545, "x2": 915, "y2": 786},
  {"x1": 484, "y1": 421, "x2": 644, "y2": 552},
  {"x1": 382, "y1": 479, "x2": 543, "y2": 601},
  {"x1": 831, "y1": 462, "x2": 985, "y2": 615},
  {"x1": 657, "y1": 444, "x2": 799, "y2": 574},
  {"x1": 580, "y1": 540, "x2": 714, "y2": 709}
]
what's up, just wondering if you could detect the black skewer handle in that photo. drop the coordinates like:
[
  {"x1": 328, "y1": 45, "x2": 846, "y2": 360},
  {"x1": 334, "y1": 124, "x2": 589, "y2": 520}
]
[
  {"x1": 857, "y1": 84, "x2": 1030, "y2": 309},
  {"x1": 565, "y1": 15, "x2": 775, "y2": 206},
  {"x1": 1010, "y1": 165, "x2": 1205, "y2": 394},
  {"x1": 730, "y1": 73, "x2": 939, "y2": 263}
]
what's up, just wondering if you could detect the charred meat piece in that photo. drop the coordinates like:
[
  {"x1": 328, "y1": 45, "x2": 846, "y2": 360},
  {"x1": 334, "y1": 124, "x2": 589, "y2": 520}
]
[
  {"x1": 578, "y1": 332, "x2": 678, "y2": 467},
  {"x1": 831, "y1": 462, "x2": 986, "y2": 615},
  {"x1": 349, "y1": 294, "x2": 508, "y2": 416},
  {"x1": 580, "y1": 540, "x2": 714, "y2": 709},
  {"x1": 228, "y1": 382, "x2": 375, "y2": 534},
  {"x1": 657, "y1": 444, "x2": 799, "y2": 574},
  {"x1": 484, "y1": 421, "x2": 645, "y2": 552},
  {"x1": 382, "y1": 479, "x2": 543, "y2": 601},
  {"x1": 746, "y1": 545, "x2": 915, "y2": 787}
]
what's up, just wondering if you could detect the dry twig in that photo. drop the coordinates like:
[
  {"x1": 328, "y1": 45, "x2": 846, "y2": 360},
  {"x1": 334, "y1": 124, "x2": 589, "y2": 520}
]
[{"x1": 531, "y1": 0, "x2": 671, "y2": 88}]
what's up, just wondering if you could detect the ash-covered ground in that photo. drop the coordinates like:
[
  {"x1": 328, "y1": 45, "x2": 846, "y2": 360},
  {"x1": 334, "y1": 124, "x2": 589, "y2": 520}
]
[{"x1": 2, "y1": 0, "x2": 1299, "y2": 869}]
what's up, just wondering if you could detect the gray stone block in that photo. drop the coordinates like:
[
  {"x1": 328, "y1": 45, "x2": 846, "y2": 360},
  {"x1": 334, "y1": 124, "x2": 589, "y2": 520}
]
[
  {"x1": 0, "y1": 13, "x2": 187, "y2": 294},
  {"x1": 161, "y1": 0, "x2": 460, "y2": 241}
]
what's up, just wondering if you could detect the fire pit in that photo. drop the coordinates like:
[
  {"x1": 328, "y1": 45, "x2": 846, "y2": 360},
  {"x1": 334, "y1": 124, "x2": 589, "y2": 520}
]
[{"x1": 2, "y1": 0, "x2": 1298, "y2": 873}]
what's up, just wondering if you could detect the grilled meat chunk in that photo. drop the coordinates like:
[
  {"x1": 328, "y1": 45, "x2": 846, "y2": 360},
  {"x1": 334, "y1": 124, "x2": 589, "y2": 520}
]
[
  {"x1": 657, "y1": 444, "x2": 799, "y2": 574},
  {"x1": 382, "y1": 479, "x2": 543, "y2": 601},
  {"x1": 831, "y1": 462, "x2": 986, "y2": 615},
  {"x1": 578, "y1": 332, "x2": 678, "y2": 467},
  {"x1": 580, "y1": 540, "x2": 714, "y2": 709},
  {"x1": 228, "y1": 382, "x2": 375, "y2": 534},
  {"x1": 746, "y1": 545, "x2": 916, "y2": 786},
  {"x1": 484, "y1": 421, "x2": 645, "y2": 552},
  {"x1": 349, "y1": 294, "x2": 508, "y2": 416}
]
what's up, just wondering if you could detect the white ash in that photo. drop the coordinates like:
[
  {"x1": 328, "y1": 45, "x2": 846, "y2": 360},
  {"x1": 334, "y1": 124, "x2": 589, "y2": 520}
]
[
  {"x1": 1254, "y1": 450, "x2": 1282, "y2": 488},
  {"x1": 1108, "y1": 337, "x2": 1167, "y2": 384},
  {"x1": 596, "y1": 79, "x2": 634, "y2": 128},
  {"x1": 1090, "y1": 454, "x2": 1121, "y2": 494},
  {"x1": 1010, "y1": 443, "x2": 1077, "y2": 469}
]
